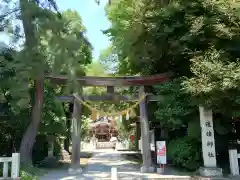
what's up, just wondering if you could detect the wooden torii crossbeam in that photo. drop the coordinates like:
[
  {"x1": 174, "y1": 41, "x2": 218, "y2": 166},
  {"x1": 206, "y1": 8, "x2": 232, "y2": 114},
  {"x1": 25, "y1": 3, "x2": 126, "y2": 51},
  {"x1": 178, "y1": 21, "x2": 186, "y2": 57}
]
[
  {"x1": 46, "y1": 72, "x2": 173, "y2": 86},
  {"x1": 57, "y1": 94, "x2": 163, "y2": 102},
  {"x1": 48, "y1": 72, "x2": 173, "y2": 173}
]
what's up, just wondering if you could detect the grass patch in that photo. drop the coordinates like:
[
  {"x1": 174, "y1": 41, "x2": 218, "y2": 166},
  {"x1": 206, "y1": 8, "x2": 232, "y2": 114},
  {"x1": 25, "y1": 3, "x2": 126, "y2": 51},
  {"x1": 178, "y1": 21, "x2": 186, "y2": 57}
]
[
  {"x1": 21, "y1": 164, "x2": 49, "y2": 177},
  {"x1": 0, "y1": 164, "x2": 49, "y2": 180},
  {"x1": 20, "y1": 165, "x2": 48, "y2": 180}
]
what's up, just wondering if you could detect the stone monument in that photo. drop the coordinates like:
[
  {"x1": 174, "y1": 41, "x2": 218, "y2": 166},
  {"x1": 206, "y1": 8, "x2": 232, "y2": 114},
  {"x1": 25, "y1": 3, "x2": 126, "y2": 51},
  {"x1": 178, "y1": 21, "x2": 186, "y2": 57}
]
[{"x1": 198, "y1": 106, "x2": 222, "y2": 176}]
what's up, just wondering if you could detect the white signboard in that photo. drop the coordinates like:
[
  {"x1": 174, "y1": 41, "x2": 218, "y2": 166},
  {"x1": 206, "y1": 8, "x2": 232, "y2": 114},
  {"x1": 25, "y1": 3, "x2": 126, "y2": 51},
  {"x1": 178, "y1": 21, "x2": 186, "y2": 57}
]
[{"x1": 156, "y1": 141, "x2": 166, "y2": 164}]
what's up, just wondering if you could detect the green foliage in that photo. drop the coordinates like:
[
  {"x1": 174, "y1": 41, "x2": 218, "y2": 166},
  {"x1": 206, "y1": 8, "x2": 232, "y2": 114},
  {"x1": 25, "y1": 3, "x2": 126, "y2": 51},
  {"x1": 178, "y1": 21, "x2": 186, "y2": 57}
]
[
  {"x1": 0, "y1": 46, "x2": 31, "y2": 156},
  {"x1": 106, "y1": 0, "x2": 240, "y2": 78},
  {"x1": 129, "y1": 135, "x2": 137, "y2": 150},
  {"x1": 83, "y1": 60, "x2": 133, "y2": 117},
  {"x1": 1, "y1": 0, "x2": 93, "y2": 163},
  {"x1": 106, "y1": 0, "x2": 240, "y2": 116},
  {"x1": 104, "y1": 0, "x2": 240, "y2": 172},
  {"x1": 20, "y1": 164, "x2": 49, "y2": 180},
  {"x1": 0, "y1": 164, "x2": 47, "y2": 180},
  {"x1": 116, "y1": 118, "x2": 134, "y2": 140},
  {"x1": 0, "y1": 44, "x2": 29, "y2": 109},
  {"x1": 154, "y1": 79, "x2": 197, "y2": 130},
  {"x1": 20, "y1": 170, "x2": 38, "y2": 180},
  {"x1": 32, "y1": 134, "x2": 62, "y2": 166},
  {"x1": 83, "y1": 61, "x2": 107, "y2": 99},
  {"x1": 40, "y1": 83, "x2": 66, "y2": 136},
  {"x1": 81, "y1": 116, "x2": 90, "y2": 141},
  {"x1": 32, "y1": 135, "x2": 49, "y2": 165},
  {"x1": 0, "y1": 169, "x2": 38, "y2": 180},
  {"x1": 167, "y1": 137, "x2": 202, "y2": 171},
  {"x1": 1, "y1": 0, "x2": 93, "y2": 104},
  {"x1": 183, "y1": 49, "x2": 240, "y2": 115},
  {"x1": 99, "y1": 45, "x2": 118, "y2": 74},
  {"x1": 187, "y1": 119, "x2": 201, "y2": 140}
]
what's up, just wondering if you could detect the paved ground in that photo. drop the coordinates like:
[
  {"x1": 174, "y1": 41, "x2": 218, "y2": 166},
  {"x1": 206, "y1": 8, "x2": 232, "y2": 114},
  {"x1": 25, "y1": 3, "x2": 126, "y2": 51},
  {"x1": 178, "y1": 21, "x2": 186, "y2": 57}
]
[{"x1": 39, "y1": 149, "x2": 238, "y2": 180}]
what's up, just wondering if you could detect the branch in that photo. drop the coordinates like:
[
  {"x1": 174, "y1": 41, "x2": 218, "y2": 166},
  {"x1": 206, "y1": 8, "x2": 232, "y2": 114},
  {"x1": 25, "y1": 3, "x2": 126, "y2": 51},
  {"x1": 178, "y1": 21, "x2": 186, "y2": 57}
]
[
  {"x1": 95, "y1": 0, "x2": 111, "y2": 5},
  {"x1": 47, "y1": 0, "x2": 62, "y2": 18},
  {"x1": 0, "y1": 8, "x2": 20, "y2": 19}
]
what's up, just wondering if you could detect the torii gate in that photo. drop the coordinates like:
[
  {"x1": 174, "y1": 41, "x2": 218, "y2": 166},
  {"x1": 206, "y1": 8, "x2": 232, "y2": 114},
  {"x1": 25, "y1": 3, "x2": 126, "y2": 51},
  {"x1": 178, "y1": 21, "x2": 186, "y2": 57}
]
[{"x1": 46, "y1": 72, "x2": 173, "y2": 173}]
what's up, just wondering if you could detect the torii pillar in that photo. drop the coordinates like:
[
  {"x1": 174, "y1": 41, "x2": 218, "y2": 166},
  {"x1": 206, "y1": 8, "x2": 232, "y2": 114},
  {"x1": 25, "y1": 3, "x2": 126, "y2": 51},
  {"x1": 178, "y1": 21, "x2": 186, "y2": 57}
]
[
  {"x1": 139, "y1": 86, "x2": 154, "y2": 173},
  {"x1": 68, "y1": 97, "x2": 82, "y2": 174}
]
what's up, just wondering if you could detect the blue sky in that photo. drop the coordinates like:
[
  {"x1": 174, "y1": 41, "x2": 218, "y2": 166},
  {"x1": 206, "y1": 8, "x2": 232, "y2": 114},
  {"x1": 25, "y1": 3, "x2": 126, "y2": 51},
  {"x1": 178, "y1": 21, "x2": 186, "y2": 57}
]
[
  {"x1": 57, "y1": 0, "x2": 111, "y2": 59},
  {"x1": 0, "y1": 0, "x2": 111, "y2": 59}
]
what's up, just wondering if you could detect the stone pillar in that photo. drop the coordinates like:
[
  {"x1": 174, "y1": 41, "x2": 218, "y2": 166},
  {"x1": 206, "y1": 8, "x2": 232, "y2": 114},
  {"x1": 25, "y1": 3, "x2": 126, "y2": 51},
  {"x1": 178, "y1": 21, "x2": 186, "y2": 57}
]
[
  {"x1": 229, "y1": 149, "x2": 239, "y2": 175},
  {"x1": 91, "y1": 135, "x2": 97, "y2": 149},
  {"x1": 199, "y1": 106, "x2": 222, "y2": 176},
  {"x1": 136, "y1": 121, "x2": 140, "y2": 150},
  {"x1": 69, "y1": 98, "x2": 82, "y2": 174},
  {"x1": 47, "y1": 135, "x2": 55, "y2": 157},
  {"x1": 150, "y1": 130, "x2": 155, "y2": 151},
  {"x1": 11, "y1": 153, "x2": 20, "y2": 179},
  {"x1": 139, "y1": 86, "x2": 154, "y2": 173},
  {"x1": 59, "y1": 136, "x2": 65, "y2": 150}
]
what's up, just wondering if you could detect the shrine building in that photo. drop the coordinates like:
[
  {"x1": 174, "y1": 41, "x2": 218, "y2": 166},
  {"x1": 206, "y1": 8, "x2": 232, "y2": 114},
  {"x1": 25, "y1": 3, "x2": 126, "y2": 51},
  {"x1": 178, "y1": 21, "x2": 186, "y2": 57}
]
[{"x1": 89, "y1": 117, "x2": 118, "y2": 142}]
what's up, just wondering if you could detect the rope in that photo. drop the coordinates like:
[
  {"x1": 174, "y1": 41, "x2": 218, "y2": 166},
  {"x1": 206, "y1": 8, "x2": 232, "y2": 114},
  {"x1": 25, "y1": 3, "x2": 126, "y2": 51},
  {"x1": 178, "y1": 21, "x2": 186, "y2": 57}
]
[{"x1": 76, "y1": 94, "x2": 146, "y2": 116}]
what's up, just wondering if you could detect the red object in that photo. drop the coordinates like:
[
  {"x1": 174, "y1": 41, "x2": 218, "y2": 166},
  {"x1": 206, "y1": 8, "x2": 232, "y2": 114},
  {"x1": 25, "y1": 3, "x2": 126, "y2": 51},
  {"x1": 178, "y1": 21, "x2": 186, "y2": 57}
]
[
  {"x1": 130, "y1": 135, "x2": 135, "y2": 142},
  {"x1": 157, "y1": 146, "x2": 166, "y2": 156}
]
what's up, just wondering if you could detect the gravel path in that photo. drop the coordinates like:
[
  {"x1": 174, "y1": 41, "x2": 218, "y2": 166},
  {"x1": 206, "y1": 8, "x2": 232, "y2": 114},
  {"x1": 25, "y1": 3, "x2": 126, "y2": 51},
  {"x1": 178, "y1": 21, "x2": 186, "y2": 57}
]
[{"x1": 40, "y1": 149, "x2": 235, "y2": 180}]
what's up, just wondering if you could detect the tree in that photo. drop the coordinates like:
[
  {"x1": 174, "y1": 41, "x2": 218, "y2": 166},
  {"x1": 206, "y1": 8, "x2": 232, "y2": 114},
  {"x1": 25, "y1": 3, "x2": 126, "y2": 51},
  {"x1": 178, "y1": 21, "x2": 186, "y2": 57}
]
[
  {"x1": 183, "y1": 49, "x2": 240, "y2": 116},
  {"x1": 154, "y1": 78, "x2": 197, "y2": 130},
  {"x1": 106, "y1": 0, "x2": 240, "y2": 114},
  {"x1": 106, "y1": 0, "x2": 240, "y2": 77},
  {"x1": 83, "y1": 61, "x2": 106, "y2": 96},
  {"x1": 0, "y1": 44, "x2": 31, "y2": 156},
  {"x1": 99, "y1": 45, "x2": 118, "y2": 74},
  {"x1": 105, "y1": 0, "x2": 240, "y2": 169},
  {"x1": 2, "y1": 0, "x2": 92, "y2": 163}
]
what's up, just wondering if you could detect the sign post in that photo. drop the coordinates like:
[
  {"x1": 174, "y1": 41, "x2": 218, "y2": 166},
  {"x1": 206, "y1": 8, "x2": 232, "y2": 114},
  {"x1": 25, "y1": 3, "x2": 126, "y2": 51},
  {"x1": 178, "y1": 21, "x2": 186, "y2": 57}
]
[{"x1": 156, "y1": 141, "x2": 166, "y2": 174}]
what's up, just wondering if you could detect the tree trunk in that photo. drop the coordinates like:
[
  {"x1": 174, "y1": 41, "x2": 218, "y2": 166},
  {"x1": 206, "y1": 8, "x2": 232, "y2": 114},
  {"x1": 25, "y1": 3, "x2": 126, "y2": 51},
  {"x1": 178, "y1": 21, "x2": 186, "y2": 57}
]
[
  {"x1": 20, "y1": 78, "x2": 44, "y2": 163},
  {"x1": 20, "y1": 0, "x2": 36, "y2": 49},
  {"x1": 19, "y1": 0, "x2": 44, "y2": 163}
]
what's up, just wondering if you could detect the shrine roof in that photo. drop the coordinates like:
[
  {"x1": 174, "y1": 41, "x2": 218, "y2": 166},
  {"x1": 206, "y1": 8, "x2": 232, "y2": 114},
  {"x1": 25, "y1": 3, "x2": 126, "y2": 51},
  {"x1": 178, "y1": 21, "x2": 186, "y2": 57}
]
[
  {"x1": 45, "y1": 72, "x2": 173, "y2": 86},
  {"x1": 89, "y1": 121, "x2": 110, "y2": 127}
]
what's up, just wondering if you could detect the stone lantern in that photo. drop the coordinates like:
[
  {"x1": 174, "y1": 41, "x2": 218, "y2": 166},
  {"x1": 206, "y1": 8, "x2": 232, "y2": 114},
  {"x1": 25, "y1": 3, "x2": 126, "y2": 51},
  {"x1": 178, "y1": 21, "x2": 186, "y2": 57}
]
[
  {"x1": 47, "y1": 135, "x2": 55, "y2": 158},
  {"x1": 59, "y1": 136, "x2": 66, "y2": 150}
]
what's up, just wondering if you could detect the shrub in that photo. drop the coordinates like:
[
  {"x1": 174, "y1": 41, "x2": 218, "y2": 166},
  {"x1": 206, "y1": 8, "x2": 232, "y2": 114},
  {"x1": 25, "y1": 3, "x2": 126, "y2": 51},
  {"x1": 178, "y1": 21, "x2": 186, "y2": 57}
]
[
  {"x1": 20, "y1": 170, "x2": 38, "y2": 180},
  {"x1": 32, "y1": 134, "x2": 48, "y2": 165},
  {"x1": 0, "y1": 166, "x2": 40, "y2": 180},
  {"x1": 37, "y1": 138, "x2": 62, "y2": 169},
  {"x1": 167, "y1": 136, "x2": 202, "y2": 171},
  {"x1": 32, "y1": 134, "x2": 62, "y2": 166}
]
